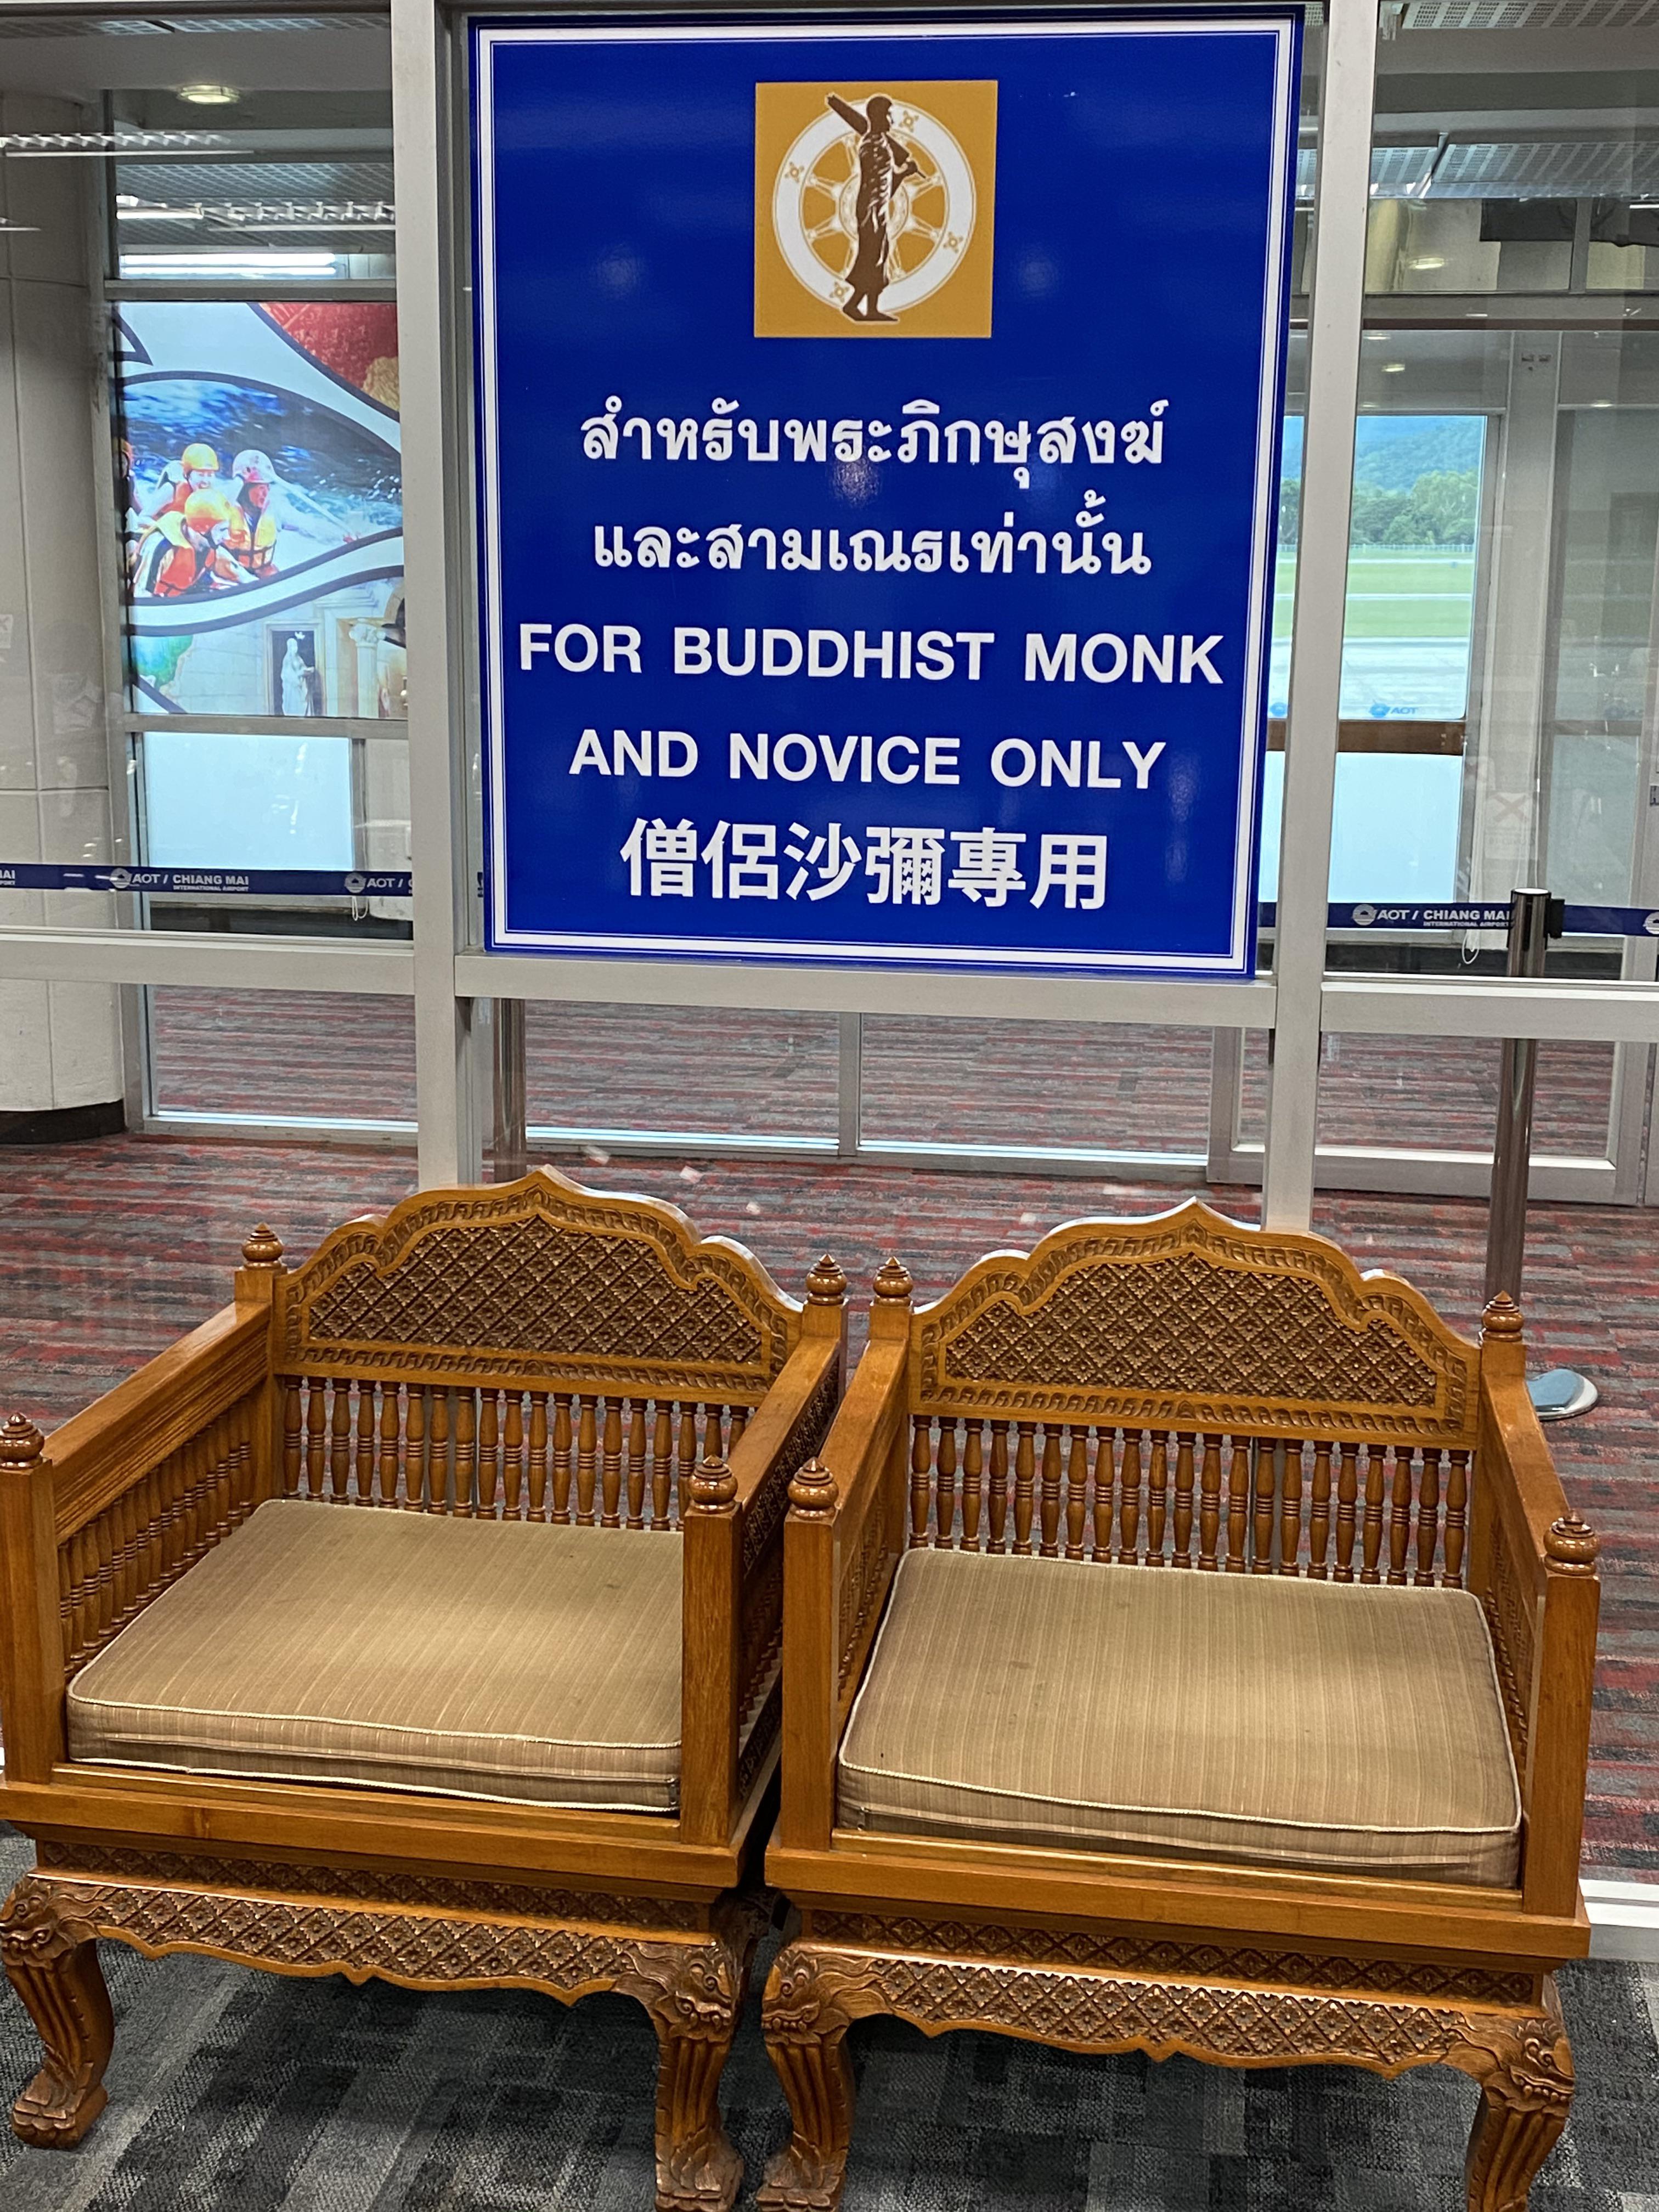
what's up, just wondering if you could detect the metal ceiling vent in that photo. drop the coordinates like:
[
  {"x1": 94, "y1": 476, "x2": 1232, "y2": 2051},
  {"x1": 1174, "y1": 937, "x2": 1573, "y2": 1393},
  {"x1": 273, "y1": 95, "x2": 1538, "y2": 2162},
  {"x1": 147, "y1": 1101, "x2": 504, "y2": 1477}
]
[{"x1": 1402, "y1": 0, "x2": 1659, "y2": 29}]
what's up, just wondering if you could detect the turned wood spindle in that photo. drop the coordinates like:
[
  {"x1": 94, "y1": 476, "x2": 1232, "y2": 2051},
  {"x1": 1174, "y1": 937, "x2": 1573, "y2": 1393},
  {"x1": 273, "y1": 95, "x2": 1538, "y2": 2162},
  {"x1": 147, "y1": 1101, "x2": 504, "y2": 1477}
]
[
  {"x1": 1063, "y1": 1426, "x2": 1088, "y2": 1560},
  {"x1": 1334, "y1": 1443, "x2": 1359, "y2": 1581},
  {"x1": 1386, "y1": 1446, "x2": 1413, "y2": 1585},
  {"x1": 1251, "y1": 1438, "x2": 1278, "y2": 1571},
  {"x1": 1277, "y1": 1441, "x2": 1303, "y2": 1575},
  {"x1": 329, "y1": 1383, "x2": 351, "y2": 1503},
  {"x1": 1012, "y1": 1421, "x2": 1037, "y2": 1555},
  {"x1": 1307, "y1": 1442, "x2": 1332, "y2": 1577},
  {"x1": 1198, "y1": 1435, "x2": 1222, "y2": 1570},
  {"x1": 528, "y1": 1391, "x2": 549, "y2": 1517},
  {"x1": 650, "y1": 1402, "x2": 673, "y2": 1528},
  {"x1": 575, "y1": 1396, "x2": 599, "y2": 1525},
  {"x1": 1119, "y1": 1431, "x2": 1143, "y2": 1564},
  {"x1": 354, "y1": 1384, "x2": 376, "y2": 1505},
  {"x1": 551, "y1": 1394, "x2": 574, "y2": 1521},
  {"x1": 429, "y1": 1390, "x2": 452, "y2": 1513},
  {"x1": 1146, "y1": 1434, "x2": 1169, "y2": 1565},
  {"x1": 1172, "y1": 1434, "x2": 1195, "y2": 1566},
  {"x1": 987, "y1": 1421, "x2": 1009, "y2": 1551},
  {"x1": 378, "y1": 1385, "x2": 400, "y2": 1512},
  {"x1": 1038, "y1": 1425, "x2": 1062, "y2": 1557},
  {"x1": 1415, "y1": 1447, "x2": 1442, "y2": 1585},
  {"x1": 675, "y1": 1402, "x2": 699, "y2": 1526},
  {"x1": 502, "y1": 1392, "x2": 523, "y2": 1517},
  {"x1": 960, "y1": 1420, "x2": 984, "y2": 1549},
  {"x1": 282, "y1": 1379, "x2": 302, "y2": 1496},
  {"x1": 1444, "y1": 1448, "x2": 1470, "y2": 1587},
  {"x1": 304, "y1": 1379, "x2": 326, "y2": 1499},
  {"x1": 935, "y1": 1420, "x2": 959, "y2": 1548},
  {"x1": 1224, "y1": 1435, "x2": 1250, "y2": 1572},
  {"x1": 601, "y1": 1397, "x2": 623, "y2": 1527},
  {"x1": 910, "y1": 1415, "x2": 932, "y2": 1547},
  {"x1": 625, "y1": 1400, "x2": 647, "y2": 1527},
  {"x1": 1090, "y1": 1428, "x2": 1113, "y2": 1561},
  {"x1": 405, "y1": 1387, "x2": 427, "y2": 1510},
  {"x1": 1360, "y1": 1446, "x2": 1386, "y2": 1584},
  {"x1": 481, "y1": 1390, "x2": 504, "y2": 1515},
  {"x1": 454, "y1": 1391, "x2": 478, "y2": 1517}
]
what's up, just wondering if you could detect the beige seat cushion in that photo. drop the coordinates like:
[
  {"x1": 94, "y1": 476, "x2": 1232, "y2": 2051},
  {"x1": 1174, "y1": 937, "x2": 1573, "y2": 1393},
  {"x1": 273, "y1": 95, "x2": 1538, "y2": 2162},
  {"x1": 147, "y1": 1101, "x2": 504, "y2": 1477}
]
[
  {"x1": 838, "y1": 1549, "x2": 1520, "y2": 1886},
  {"x1": 68, "y1": 1498, "x2": 682, "y2": 1812}
]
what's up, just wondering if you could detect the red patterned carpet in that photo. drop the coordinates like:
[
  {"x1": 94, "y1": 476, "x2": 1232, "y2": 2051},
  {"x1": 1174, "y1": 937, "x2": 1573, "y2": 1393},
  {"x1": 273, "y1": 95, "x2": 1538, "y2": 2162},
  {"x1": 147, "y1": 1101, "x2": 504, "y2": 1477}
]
[{"x1": 0, "y1": 1125, "x2": 1654, "y2": 1872}]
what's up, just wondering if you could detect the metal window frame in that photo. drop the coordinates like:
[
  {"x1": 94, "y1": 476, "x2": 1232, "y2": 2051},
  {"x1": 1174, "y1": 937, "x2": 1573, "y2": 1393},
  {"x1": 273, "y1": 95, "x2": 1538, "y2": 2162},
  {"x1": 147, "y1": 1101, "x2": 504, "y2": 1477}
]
[{"x1": 2, "y1": 0, "x2": 1658, "y2": 1222}]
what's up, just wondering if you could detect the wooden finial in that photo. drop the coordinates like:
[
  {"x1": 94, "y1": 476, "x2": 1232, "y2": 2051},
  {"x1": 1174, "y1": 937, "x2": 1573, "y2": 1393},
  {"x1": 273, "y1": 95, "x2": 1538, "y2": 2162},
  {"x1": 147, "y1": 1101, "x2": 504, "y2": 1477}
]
[
  {"x1": 1544, "y1": 1509, "x2": 1599, "y2": 1571},
  {"x1": 805, "y1": 1253, "x2": 848, "y2": 1306},
  {"x1": 0, "y1": 1414, "x2": 44, "y2": 1469},
  {"x1": 1481, "y1": 1292, "x2": 1523, "y2": 1341},
  {"x1": 788, "y1": 1458, "x2": 837, "y2": 1517},
  {"x1": 872, "y1": 1255, "x2": 913, "y2": 1302},
  {"x1": 688, "y1": 1457, "x2": 738, "y2": 1514},
  {"x1": 241, "y1": 1224, "x2": 285, "y2": 1269}
]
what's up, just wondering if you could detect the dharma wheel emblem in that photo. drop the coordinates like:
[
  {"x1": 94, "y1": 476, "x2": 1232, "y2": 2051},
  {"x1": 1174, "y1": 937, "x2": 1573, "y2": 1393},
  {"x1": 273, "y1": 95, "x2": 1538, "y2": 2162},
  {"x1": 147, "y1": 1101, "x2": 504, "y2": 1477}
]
[{"x1": 771, "y1": 93, "x2": 977, "y2": 325}]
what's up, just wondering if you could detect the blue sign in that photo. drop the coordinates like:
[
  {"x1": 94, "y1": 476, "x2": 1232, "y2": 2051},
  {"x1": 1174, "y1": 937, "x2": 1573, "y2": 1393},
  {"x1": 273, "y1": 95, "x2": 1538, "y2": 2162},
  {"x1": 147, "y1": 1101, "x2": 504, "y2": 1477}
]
[{"x1": 473, "y1": 14, "x2": 1300, "y2": 977}]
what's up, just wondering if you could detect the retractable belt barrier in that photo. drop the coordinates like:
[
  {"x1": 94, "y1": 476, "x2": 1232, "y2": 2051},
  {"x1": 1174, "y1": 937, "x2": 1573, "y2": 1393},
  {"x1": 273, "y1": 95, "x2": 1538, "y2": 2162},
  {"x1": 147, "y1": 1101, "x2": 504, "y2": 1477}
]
[
  {"x1": 0, "y1": 865, "x2": 413, "y2": 899},
  {"x1": 4, "y1": 867, "x2": 1656, "y2": 938}
]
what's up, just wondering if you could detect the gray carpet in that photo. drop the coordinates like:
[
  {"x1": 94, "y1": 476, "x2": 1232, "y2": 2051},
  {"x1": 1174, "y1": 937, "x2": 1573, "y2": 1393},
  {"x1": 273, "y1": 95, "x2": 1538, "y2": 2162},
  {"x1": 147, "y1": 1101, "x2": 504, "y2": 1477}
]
[{"x1": 0, "y1": 1829, "x2": 1653, "y2": 2211}]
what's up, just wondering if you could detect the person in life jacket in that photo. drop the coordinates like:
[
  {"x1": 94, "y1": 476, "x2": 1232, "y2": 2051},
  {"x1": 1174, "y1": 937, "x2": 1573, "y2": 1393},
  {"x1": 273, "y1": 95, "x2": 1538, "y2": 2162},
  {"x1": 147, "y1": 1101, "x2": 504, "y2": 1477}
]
[
  {"x1": 138, "y1": 441, "x2": 221, "y2": 527},
  {"x1": 132, "y1": 489, "x2": 252, "y2": 599},
  {"x1": 231, "y1": 448, "x2": 348, "y2": 568}
]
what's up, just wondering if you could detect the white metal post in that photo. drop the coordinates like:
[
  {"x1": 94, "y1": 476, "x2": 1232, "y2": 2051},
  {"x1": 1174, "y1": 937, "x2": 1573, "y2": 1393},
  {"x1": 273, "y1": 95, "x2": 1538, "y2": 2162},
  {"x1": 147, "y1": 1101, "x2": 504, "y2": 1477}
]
[
  {"x1": 1261, "y1": 0, "x2": 1378, "y2": 1228},
  {"x1": 392, "y1": 0, "x2": 481, "y2": 1186}
]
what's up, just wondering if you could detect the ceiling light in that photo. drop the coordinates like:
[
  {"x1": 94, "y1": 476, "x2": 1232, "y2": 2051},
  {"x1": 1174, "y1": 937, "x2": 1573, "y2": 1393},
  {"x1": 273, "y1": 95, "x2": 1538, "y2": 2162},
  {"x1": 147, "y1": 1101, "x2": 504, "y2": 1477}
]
[
  {"x1": 120, "y1": 250, "x2": 337, "y2": 278},
  {"x1": 176, "y1": 84, "x2": 240, "y2": 107},
  {"x1": 1407, "y1": 255, "x2": 1445, "y2": 270},
  {"x1": 117, "y1": 205, "x2": 202, "y2": 222},
  {"x1": 1381, "y1": 361, "x2": 1406, "y2": 374}
]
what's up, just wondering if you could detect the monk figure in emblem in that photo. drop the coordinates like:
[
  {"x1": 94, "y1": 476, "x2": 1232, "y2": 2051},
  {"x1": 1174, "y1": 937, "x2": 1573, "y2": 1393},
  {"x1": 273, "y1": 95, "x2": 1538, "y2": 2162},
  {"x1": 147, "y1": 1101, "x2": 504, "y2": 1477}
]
[{"x1": 826, "y1": 92, "x2": 921, "y2": 322}]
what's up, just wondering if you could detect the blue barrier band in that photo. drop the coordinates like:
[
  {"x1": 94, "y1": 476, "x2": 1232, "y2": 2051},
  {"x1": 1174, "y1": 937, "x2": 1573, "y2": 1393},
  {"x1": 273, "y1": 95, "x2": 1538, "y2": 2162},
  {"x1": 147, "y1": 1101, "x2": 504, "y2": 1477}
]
[
  {"x1": 1, "y1": 866, "x2": 1655, "y2": 938},
  {"x1": 1259, "y1": 900, "x2": 1659, "y2": 938},
  {"x1": 0, "y1": 865, "x2": 412, "y2": 898}
]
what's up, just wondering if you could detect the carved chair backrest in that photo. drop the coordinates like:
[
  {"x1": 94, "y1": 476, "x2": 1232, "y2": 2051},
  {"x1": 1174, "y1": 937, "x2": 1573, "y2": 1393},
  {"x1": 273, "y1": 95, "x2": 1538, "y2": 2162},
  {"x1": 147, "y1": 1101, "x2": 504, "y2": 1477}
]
[
  {"x1": 903, "y1": 1201, "x2": 1481, "y2": 1585},
  {"x1": 268, "y1": 1169, "x2": 802, "y2": 1527}
]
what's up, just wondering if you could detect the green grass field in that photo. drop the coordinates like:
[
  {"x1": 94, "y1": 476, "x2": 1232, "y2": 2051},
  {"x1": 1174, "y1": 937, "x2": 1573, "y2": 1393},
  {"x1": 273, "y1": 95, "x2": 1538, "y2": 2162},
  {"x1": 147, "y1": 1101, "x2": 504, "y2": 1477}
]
[{"x1": 1273, "y1": 546, "x2": 1476, "y2": 642}]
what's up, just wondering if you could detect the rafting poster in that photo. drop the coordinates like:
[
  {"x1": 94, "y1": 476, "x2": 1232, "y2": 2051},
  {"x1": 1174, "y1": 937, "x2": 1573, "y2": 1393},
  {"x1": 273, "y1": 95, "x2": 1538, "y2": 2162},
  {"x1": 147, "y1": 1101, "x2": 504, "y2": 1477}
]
[
  {"x1": 115, "y1": 300, "x2": 405, "y2": 720},
  {"x1": 472, "y1": 15, "x2": 1299, "y2": 977}
]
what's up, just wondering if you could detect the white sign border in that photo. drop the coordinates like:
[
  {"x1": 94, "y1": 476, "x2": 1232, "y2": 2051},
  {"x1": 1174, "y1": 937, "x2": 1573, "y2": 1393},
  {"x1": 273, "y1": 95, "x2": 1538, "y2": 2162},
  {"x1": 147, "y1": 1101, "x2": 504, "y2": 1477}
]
[{"x1": 473, "y1": 13, "x2": 1299, "y2": 979}]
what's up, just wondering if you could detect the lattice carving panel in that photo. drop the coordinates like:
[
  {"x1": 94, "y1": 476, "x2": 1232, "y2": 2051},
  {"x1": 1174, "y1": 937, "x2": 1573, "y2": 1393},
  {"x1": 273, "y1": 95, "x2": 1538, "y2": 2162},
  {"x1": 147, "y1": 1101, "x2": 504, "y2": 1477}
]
[
  {"x1": 919, "y1": 1214, "x2": 1476, "y2": 1442},
  {"x1": 280, "y1": 1180, "x2": 794, "y2": 1394}
]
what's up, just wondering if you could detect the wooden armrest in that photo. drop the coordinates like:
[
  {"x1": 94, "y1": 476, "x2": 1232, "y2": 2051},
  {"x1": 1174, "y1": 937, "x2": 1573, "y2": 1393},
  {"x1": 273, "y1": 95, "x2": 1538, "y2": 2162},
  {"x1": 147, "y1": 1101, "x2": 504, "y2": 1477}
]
[
  {"x1": 0, "y1": 1300, "x2": 274, "y2": 1786},
  {"x1": 1475, "y1": 1302, "x2": 1600, "y2": 1920},
  {"x1": 679, "y1": 1266, "x2": 847, "y2": 1846},
  {"x1": 777, "y1": 1262, "x2": 914, "y2": 1852}
]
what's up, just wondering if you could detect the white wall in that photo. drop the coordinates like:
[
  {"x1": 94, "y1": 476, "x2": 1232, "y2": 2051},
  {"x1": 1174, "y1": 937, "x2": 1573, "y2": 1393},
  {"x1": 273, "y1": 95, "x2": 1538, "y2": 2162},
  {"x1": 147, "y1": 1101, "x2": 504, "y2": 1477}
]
[{"x1": 0, "y1": 95, "x2": 121, "y2": 1119}]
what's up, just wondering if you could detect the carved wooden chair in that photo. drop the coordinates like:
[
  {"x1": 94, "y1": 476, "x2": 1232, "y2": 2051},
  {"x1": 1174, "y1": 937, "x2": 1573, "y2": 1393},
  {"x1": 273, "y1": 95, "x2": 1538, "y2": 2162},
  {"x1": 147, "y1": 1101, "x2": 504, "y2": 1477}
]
[
  {"x1": 0, "y1": 1167, "x2": 846, "y2": 2211},
  {"x1": 760, "y1": 1201, "x2": 1599, "y2": 2212}
]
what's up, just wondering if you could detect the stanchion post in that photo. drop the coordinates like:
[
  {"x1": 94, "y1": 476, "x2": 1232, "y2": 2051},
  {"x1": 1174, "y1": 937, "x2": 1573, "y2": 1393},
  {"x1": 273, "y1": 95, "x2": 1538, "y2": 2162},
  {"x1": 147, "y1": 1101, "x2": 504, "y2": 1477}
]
[
  {"x1": 1482, "y1": 888, "x2": 1551, "y2": 1307},
  {"x1": 492, "y1": 998, "x2": 528, "y2": 1183}
]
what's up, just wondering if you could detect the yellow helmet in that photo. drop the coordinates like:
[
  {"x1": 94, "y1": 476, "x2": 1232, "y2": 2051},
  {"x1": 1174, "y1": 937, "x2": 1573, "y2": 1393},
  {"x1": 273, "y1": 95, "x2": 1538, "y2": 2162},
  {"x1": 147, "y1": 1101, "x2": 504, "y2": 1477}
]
[
  {"x1": 180, "y1": 442, "x2": 219, "y2": 473},
  {"x1": 183, "y1": 489, "x2": 230, "y2": 531}
]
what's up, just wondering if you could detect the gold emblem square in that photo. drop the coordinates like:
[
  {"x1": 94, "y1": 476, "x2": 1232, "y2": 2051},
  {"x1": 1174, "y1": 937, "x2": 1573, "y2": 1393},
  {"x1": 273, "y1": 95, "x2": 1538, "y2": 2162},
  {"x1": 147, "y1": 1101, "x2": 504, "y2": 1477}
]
[{"x1": 754, "y1": 79, "x2": 997, "y2": 339}]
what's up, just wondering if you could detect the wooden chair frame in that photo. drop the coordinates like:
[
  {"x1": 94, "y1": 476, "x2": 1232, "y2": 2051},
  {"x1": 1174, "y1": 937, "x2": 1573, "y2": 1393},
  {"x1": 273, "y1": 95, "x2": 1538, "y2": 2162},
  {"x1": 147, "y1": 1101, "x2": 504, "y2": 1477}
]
[
  {"x1": 0, "y1": 1168, "x2": 847, "y2": 2211},
  {"x1": 760, "y1": 1201, "x2": 1600, "y2": 2212}
]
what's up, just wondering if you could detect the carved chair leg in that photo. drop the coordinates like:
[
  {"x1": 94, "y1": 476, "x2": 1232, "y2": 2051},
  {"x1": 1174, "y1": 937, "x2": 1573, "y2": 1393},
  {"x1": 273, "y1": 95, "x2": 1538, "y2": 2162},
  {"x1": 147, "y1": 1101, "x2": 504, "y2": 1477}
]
[
  {"x1": 1462, "y1": 1992, "x2": 1575, "y2": 2212},
  {"x1": 0, "y1": 1879, "x2": 115, "y2": 2149},
  {"x1": 627, "y1": 1906, "x2": 761, "y2": 2212},
  {"x1": 756, "y1": 1942, "x2": 859, "y2": 2212}
]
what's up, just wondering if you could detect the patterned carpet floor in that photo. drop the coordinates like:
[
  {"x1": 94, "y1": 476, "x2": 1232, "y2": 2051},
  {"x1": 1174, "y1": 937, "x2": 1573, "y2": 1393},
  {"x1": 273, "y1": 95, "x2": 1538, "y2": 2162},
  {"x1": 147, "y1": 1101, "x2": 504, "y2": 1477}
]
[{"x1": 0, "y1": 1828, "x2": 1654, "y2": 2211}]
